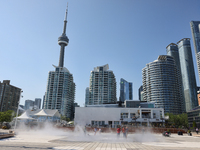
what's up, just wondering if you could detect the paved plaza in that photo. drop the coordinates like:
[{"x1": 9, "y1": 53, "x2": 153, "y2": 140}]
[{"x1": 1, "y1": 129, "x2": 200, "y2": 150}]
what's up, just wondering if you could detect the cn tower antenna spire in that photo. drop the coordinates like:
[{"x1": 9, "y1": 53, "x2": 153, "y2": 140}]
[
  {"x1": 58, "y1": 3, "x2": 69, "y2": 67},
  {"x1": 62, "y1": 3, "x2": 68, "y2": 35}
]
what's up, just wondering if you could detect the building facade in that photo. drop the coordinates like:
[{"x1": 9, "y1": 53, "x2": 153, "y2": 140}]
[
  {"x1": 187, "y1": 106, "x2": 200, "y2": 128},
  {"x1": 138, "y1": 85, "x2": 144, "y2": 101},
  {"x1": 166, "y1": 43, "x2": 185, "y2": 112},
  {"x1": 177, "y1": 38, "x2": 198, "y2": 112},
  {"x1": 142, "y1": 55, "x2": 182, "y2": 114},
  {"x1": 0, "y1": 80, "x2": 21, "y2": 112},
  {"x1": 190, "y1": 21, "x2": 200, "y2": 82},
  {"x1": 119, "y1": 78, "x2": 132, "y2": 103},
  {"x1": 74, "y1": 107, "x2": 164, "y2": 127},
  {"x1": 85, "y1": 87, "x2": 89, "y2": 106},
  {"x1": 88, "y1": 64, "x2": 117, "y2": 105},
  {"x1": 24, "y1": 100, "x2": 34, "y2": 110},
  {"x1": 43, "y1": 6, "x2": 75, "y2": 120},
  {"x1": 124, "y1": 100, "x2": 155, "y2": 108},
  {"x1": 34, "y1": 98, "x2": 41, "y2": 109}
]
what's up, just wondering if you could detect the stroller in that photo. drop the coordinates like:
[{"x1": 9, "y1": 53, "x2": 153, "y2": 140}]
[{"x1": 162, "y1": 131, "x2": 171, "y2": 137}]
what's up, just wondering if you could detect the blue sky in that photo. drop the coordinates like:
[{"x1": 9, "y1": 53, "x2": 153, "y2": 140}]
[{"x1": 1, "y1": 0, "x2": 200, "y2": 106}]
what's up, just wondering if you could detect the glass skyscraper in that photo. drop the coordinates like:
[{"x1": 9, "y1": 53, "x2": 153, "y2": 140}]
[
  {"x1": 166, "y1": 43, "x2": 185, "y2": 112},
  {"x1": 43, "y1": 6, "x2": 76, "y2": 119},
  {"x1": 190, "y1": 21, "x2": 200, "y2": 82},
  {"x1": 177, "y1": 38, "x2": 198, "y2": 112},
  {"x1": 119, "y1": 78, "x2": 132, "y2": 102},
  {"x1": 89, "y1": 64, "x2": 117, "y2": 105},
  {"x1": 142, "y1": 55, "x2": 182, "y2": 114}
]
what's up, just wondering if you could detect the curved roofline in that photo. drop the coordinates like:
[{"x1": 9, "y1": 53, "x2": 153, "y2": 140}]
[
  {"x1": 177, "y1": 38, "x2": 190, "y2": 45},
  {"x1": 166, "y1": 43, "x2": 177, "y2": 49}
]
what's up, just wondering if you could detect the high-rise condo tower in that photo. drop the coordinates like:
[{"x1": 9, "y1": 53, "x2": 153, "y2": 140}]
[
  {"x1": 166, "y1": 43, "x2": 185, "y2": 113},
  {"x1": 142, "y1": 55, "x2": 182, "y2": 114},
  {"x1": 88, "y1": 64, "x2": 117, "y2": 105},
  {"x1": 190, "y1": 21, "x2": 200, "y2": 82},
  {"x1": 177, "y1": 38, "x2": 198, "y2": 112}
]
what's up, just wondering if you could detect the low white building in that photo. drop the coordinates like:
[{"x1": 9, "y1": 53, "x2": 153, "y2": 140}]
[
  {"x1": 24, "y1": 109, "x2": 61, "y2": 122},
  {"x1": 74, "y1": 107, "x2": 164, "y2": 128}
]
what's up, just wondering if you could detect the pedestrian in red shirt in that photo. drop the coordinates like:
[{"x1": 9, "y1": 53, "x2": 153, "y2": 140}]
[{"x1": 117, "y1": 126, "x2": 121, "y2": 138}]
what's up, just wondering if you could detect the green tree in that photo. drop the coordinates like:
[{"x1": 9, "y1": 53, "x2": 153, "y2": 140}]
[
  {"x1": 0, "y1": 110, "x2": 14, "y2": 122},
  {"x1": 60, "y1": 115, "x2": 70, "y2": 122},
  {"x1": 165, "y1": 113, "x2": 188, "y2": 129},
  {"x1": 66, "y1": 118, "x2": 70, "y2": 122},
  {"x1": 61, "y1": 115, "x2": 67, "y2": 121},
  {"x1": 193, "y1": 121, "x2": 197, "y2": 128}
]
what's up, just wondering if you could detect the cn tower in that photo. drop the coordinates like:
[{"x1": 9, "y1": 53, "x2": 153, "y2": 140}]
[
  {"x1": 44, "y1": 4, "x2": 76, "y2": 120},
  {"x1": 58, "y1": 4, "x2": 69, "y2": 67}
]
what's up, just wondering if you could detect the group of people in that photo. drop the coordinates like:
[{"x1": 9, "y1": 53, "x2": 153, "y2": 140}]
[
  {"x1": 117, "y1": 126, "x2": 128, "y2": 138},
  {"x1": 94, "y1": 127, "x2": 101, "y2": 135}
]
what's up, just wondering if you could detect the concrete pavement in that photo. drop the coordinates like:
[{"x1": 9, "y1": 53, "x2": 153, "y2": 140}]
[{"x1": 1, "y1": 130, "x2": 200, "y2": 150}]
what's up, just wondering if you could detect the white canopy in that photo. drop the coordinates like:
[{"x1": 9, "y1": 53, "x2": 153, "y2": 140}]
[
  {"x1": 17, "y1": 111, "x2": 35, "y2": 120},
  {"x1": 34, "y1": 109, "x2": 49, "y2": 116}
]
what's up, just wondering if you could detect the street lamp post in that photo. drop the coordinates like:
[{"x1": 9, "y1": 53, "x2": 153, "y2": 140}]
[{"x1": 14, "y1": 90, "x2": 23, "y2": 133}]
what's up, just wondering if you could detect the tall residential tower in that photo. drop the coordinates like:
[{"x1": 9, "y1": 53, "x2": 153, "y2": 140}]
[
  {"x1": 177, "y1": 38, "x2": 198, "y2": 112},
  {"x1": 88, "y1": 64, "x2": 117, "y2": 105},
  {"x1": 0, "y1": 80, "x2": 21, "y2": 112},
  {"x1": 190, "y1": 21, "x2": 200, "y2": 82},
  {"x1": 166, "y1": 43, "x2": 185, "y2": 112},
  {"x1": 43, "y1": 5, "x2": 75, "y2": 119},
  {"x1": 142, "y1": 55, "x2": 182, "y2": 114}
]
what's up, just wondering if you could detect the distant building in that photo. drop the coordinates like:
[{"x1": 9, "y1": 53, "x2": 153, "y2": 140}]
[
  {"x1": 85, "y1": 87, "x2": 89, "y2": 106},
  {"x1": 88, "y1": 64, "x2": 117, "y2": 105},
  {"x1": 119, "y1": 78, "x2": 132, "y2": 103},
  {"x1": 177, "y1": 38, "x2": 198, "y2": 112},
  {"x1": 138, "y1": 86, "x2": 144, "y2": 101},
  {"x1": 18, "y1": 105, "x2": 25, "y2": 115},
  {"x1": 19, "y1": 105, "x2": 24, "y2": 109},
  {"x1": 34, "y1": 98, "x2": 41, "y2": 109},
  {"x1": 142, "y1": 55, "x2": 182, "y2": 114},
  {"x1": 42, "y1": 95, "x2": 45, "y2": 109},
  {"x1": 190, "y1": 21, "x2": 200, "y2": 82},
  {"x1": 0, "y1": 80, "x2": 21, "y2": 112},
  {"x1": 24, "y1": 100, "x2": 34, "y2": 110}
]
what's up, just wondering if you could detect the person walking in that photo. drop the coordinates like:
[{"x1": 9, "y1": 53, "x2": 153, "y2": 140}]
[
  {"x1": 99, "y1": 128, "x2": 102, "y2": 134},
  {"x1": 117, "y1": 126, "x2": 121, "y2": 138},
  {"x1": 122, "y1": 126, "x2": 126, "y2": 138},
  {"x1": 196, "y1": 128, "x2": 199, "y2": 134},
  {"x1": 94, "y1": 127, "x2": 97, "y2": 135},
  {"x1": 125, "y1": 126, "x2": 128, "y2": 138}
]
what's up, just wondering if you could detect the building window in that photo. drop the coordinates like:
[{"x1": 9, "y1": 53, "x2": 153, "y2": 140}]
[
  {"x1": 130, "y1": 113, "x2": 136, "y2": 119},
  {"x1": 114, "y1": 121, "x2": 119, "y2": 125},
  {"x1": 121, "y1": 113, "x2": 128, "y2": 119}
]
